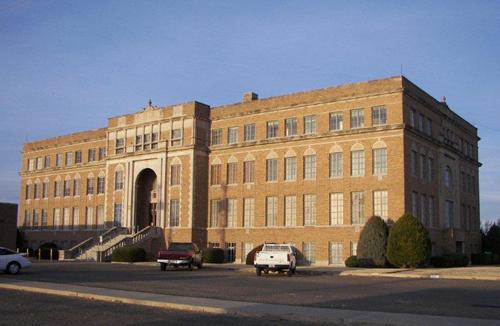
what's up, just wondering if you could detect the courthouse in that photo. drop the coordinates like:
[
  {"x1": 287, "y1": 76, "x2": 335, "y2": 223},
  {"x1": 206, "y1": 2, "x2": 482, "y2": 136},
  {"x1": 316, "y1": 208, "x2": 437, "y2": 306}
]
[{"x1": 18, "y1": 76, "x2": 481, "y2": 264}]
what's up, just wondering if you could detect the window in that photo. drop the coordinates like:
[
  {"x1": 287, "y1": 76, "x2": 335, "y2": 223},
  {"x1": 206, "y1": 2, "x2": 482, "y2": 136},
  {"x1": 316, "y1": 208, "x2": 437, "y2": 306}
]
[
  {"x1": 56, "y1": 154, "x2": 63, "y2": 167},
  {"x1": 41, "y1": 209, "x2": 47, "y2": 227},
  {"x1": 303, "y1": 155, "x2": 316, "y2": 180},
  {"x1": 285, "y1": 118, "x2": 297, "y2": 136},
  {"x1": 32, "y1": 209, "x2": 39, "y2": 227},
  {"x1": 409, "y1": 109, "x2": 416, "y2": 127},
  {"x1": 88, "y1": 149, "x2": 96, "y2": 162},
  {"x1": 421, "y1": 194, "x2": 427, "y2": 226},
  {"x1": 54, "y1": 208, "x2": 61, "y2": 229},
  {"x1": 86, "y1": 177, "x2": 94, "y2": 195},
  {"x1": 113, "y1": 204, "x2": 122, "y2": 227},
  {"x1": 63, "y1": 207, "x2": 70, "y2": 229},
  {"x1": 373, "y1": 190, "x2": 388, "y2": 219},
  {"x1": 33, "y1": 183, "x2": 39, "y2": 199},
  {"x1": 97, "y1": 176, "x2": 105, "y2": 194},
  {"x1": 96, "y1": 205, "x2": 104, "y2": 227},
  {"x1": 244, "y1": 124, "x2": 255, "y2": 141},
  {"x1": 418, "y1": 113, "x2": 425, "y2": 132},
  {"x1": 329, "y1": 152, "x2": 343, "y2": 177},
  {"x1": 304, "y1": 115, "x2": 316, "y2": 134},
  {"x1": 266, "y1": 121, "x2": 279, "y2": 138},
  {"x1": 143, "y1": 133, "x2": 151, "y2": 150},
  {"x1": 227, "y1": 199, "x2": 237, "y2": 228},
  {"x1": 351, "y1": 150, "x2": 365, "y2": 176},
  {"x1": 135, "y1": 134, "x2": 143, "y2": 151},
  {"x1": 266, "y1": 159, "x2": 277, "y2": 182},
  {"x1": 350, "y1": 241, "x2": 358, "y2": 256},
  {"x1": 43, "y1": 181, "x2": 49, "y2": 198},
  {"x1": 98, "y1": 147, "x2": 106, "y2": 160},
  {"x1": 170, "y1": 199, "x2": 180, "y2": 227},
  {"x1": 411, "y1": 150, "x2": 418, "y2": 176},
  {"x1": 428, "y1": 196, "x2": 434, "y2": 227},
  {"x1": 170, "y1": 165, "x2": 180, "y2": 186},
  {"x1": 64, "y1": 180, "x2": 71, "y2": 197},
  {"x1": 85, "y1": 206, "x2": 94, "y2": 229},
  {"x1": 426, "y1": 118, "x2": 432, "y2": 136},
  {"x1": 444, "y1": 166, "x2": 452, "y2": 188},
  {"x1": 211, "y1": 128, "x2": 222, "y2": 145},
  {"x1": 36, "y1": 157, "x2": 43, "y2": 170},
  {"x1": 285, "y1": 196, "x2": 297, "y2": 226},
  {"x1": 329, "y1": 242, "x2": 343, "y2": 264},
  {"x1": 427, "y1": 157, "x2": 433, "y2": 182},
  {"x1": 228, "y1": 127, "x2": 238, "y2": 144},
  {"x1": 412, "y1": 192, "x2": 419, "y2": 217},
  {"x1": 329, "y1": 112, "x2": 343, "y2": 131},
  {"x1": 266, "y1": 196, "x2": 278, "y2": 227},
  {"x1": 244, "y1": 161, "x2": 254, "y2": 183},
  {"x1": 27, "y1": 158, "x2": 35, "y2": 171},
  {"x1": 72, "y1": 207, "x2": 79, "y2": 228},
  {"x1": 243, "y1": 198, "x2": 254, "y2": 227},
  {"x1": 351, "y1": 191, "x2": 364, "y2": 224},
  {"x1": 24, "y1": 210, "x2": 30, "y2": 226},
  {"x1": 151, "y1": 132, "x2": 158, "y2": 149},
  {"x1": 284, "y1": 157, "x2": 297, "y2": 181},
  {"x1": 65, "y1": 152, "x2": 73, "y2": 166},
  {"x1": 54, "y1": 181, "x2": 62, "y2": 197},
  {"x1": 303, "y1": 242, "x2": 315, "y2": 264},
  {"x1": 25, "y1": 184, "x2": 30, "y2": 200},
  {"x1": 210, "y1": 164, "x2": 221, "y2": 186},
  {"x1": 242, "y1": 242, "x2": 253, "y2": 263},
  {"x1": 210, "y1": 199, "x2": 223, "y2": 227},
  {"x1": 115, "y1": 171, "x2": 124, "y2": 190},
  {"x1": 115, "y1": 138, "x2": 124, "y2": 154},
  {"x1": 227, "y1": 162, "x2": 237, "y2": 184},
  {"x1": 330, "y1": 193, "x2": 344, "y2": 225},
  {"x1": 44, "y1": 155, "x2": 51, "y2": 168},
  {"x1": 420, "y1": 154, "x2": 426, "y2": 179},
  {"x1": 350, "y1": 109, "x2": 364, "y2": 129},
  {"x1": 444, "y1": 200, "x2": 454, "y2": 228},
  {"x1": 372, "y1": 106, "x2": 387, "y2": 126},
  {"x1": 373, "y1": 148, "x2": 387, "y2": 175},
  {"x1": 304, "y1": 194, "x2": 316, "y2": 226},
  {"x1": 171, "y1": 129, "x2": 182, "y2": 146},
  {"x1": 75, "y1": 150, "x2": 82, "y2": 164}
]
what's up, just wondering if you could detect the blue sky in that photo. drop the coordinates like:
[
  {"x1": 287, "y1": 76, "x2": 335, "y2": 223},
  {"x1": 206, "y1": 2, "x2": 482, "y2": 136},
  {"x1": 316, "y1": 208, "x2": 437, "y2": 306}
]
[{"x1": 1, "y1": 1, "x2": 499, "y2": 223}]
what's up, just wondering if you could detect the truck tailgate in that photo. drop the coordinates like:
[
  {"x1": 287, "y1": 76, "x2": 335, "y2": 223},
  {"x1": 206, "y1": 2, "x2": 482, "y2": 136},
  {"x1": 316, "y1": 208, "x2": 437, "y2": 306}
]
[{"x1": 256, "y1": 252, "x2": 288, "y2": 265}]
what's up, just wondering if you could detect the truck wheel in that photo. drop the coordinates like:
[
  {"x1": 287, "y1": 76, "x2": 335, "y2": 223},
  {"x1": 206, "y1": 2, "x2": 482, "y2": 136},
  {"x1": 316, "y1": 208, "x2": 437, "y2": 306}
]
[
  {"x1": 188, "y1": 262, "x2": 193, "y2": 271},
  {"x1": 256, "y1": 268, "x2": 262, "y2": 276},
  {"x1": 160, "y1": 263, "x2": 166, "y2": 271}
]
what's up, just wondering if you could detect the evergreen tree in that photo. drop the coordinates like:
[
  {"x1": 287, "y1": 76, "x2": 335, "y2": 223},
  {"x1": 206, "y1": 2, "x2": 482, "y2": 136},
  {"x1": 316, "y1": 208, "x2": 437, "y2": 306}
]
[{"x1": 357, "y1": 216, "x2": 388, "y2": 267}]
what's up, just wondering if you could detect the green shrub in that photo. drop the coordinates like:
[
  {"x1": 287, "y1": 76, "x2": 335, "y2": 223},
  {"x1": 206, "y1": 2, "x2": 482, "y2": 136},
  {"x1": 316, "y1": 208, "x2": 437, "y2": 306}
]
[
  {"x1": 431, "y1": 254, "x2": 468, "y2": 268},
  {"x1": 39, "y1": 243, "x2": 59, "y2": 260},
  {"x1": 485, "y1": 224, "x2": 500, "y2": 256},
  {"x1": 111, "y1": 246, "x2": 146, "y2": 262},
  {"x1": 245, "y1": 244, "x2": 264, "y2": 265},
  {"x1": 386, "y1": 214, "x2": 431, "y2": 268},
  {"x1": 203, "y1": 247, "x2": 225, "y2": 263},
  {"x1": 357, "y1": 216, "x2": 388, "y2": 267},
  {"x1": 472, "y1": 253, "x2": 500, "y2": 265},
  {"x1": 345, "y1": 255, "x2": 359, "y2": 267},
  {"x1": 494, "y1": 254, "x2": 500, "y2": 264}
]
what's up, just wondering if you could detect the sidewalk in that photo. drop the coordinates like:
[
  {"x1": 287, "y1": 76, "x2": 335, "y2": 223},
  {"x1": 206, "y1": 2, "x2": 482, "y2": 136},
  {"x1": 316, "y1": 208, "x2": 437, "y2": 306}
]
[{"x1": 0, "y1": 278, "x2": 498, "y2": 326}]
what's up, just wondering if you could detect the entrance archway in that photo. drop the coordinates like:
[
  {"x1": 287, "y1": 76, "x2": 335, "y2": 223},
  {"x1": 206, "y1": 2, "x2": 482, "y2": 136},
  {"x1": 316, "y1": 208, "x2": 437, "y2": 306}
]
[{"x1": 134, "y1": 168, "x2": 158, "y2": 230}]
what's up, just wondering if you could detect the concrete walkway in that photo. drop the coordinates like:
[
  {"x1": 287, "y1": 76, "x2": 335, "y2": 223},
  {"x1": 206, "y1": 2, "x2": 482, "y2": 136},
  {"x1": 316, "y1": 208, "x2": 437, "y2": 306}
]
[{"x1": 0, "y1": 278, "x2": 498, "y2": 325}]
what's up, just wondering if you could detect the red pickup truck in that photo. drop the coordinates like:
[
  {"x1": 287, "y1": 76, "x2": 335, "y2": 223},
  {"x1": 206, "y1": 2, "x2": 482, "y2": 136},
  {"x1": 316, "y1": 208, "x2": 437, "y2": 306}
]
[{"x1": 157, "y1": 242, "x2": 203, "y2": 271}]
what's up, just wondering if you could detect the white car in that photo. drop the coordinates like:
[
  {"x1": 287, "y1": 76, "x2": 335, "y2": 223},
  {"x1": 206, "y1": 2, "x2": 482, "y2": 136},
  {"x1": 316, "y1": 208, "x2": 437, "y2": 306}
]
[
  {"x1": 0, "y1": 247, "x2": 31, "y2": 275},
  {"x1": 254, "y1": 243, "x2": 297, "y2": 276}
]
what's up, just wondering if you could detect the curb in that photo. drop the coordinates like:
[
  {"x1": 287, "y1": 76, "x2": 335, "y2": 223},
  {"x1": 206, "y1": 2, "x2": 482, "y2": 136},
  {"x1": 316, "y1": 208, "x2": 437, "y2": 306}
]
[{"x1": 339, "y1": 271, "x2": 500, "y2": 281}]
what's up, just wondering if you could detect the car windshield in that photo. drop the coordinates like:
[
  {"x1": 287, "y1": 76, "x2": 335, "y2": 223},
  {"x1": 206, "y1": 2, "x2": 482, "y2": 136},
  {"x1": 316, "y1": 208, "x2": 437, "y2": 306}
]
[
  {"x1": 168, "y1": 243, "x2": 194, "y2": 251},
  {"x1": 0, "y1": 248, "x2": 16, "y2": 255},
  {"x1": 263, "y1": 245, "x2": 290, "y2": 252}
]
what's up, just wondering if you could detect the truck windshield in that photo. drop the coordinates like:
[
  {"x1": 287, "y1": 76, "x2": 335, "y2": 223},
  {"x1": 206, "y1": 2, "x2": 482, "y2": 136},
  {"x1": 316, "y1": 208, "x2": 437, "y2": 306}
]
[{"x1": 168, "y1": 243, "x2": 194, "y2": 251}]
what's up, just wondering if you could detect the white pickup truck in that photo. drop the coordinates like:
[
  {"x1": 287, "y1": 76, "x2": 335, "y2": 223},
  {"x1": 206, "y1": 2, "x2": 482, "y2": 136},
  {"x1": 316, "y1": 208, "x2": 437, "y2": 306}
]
[{"x1": 254, "y1": 243, "x2": 297, "y2": 276}]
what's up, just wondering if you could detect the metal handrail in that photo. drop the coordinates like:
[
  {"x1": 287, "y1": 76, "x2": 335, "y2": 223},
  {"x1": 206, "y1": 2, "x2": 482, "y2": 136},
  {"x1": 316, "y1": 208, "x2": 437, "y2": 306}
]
[{"x1": 99, "y1": 226, "x2": 160, "y2": 261}]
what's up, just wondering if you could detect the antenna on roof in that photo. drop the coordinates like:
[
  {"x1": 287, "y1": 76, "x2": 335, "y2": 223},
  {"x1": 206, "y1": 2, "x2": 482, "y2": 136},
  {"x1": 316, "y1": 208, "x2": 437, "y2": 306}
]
[
  {"x1": 148, "y1": 99, "x2": 152, "y2": 107},
  {"x1": 442, "y1": 96, "x2": 447, "y2": 103}
]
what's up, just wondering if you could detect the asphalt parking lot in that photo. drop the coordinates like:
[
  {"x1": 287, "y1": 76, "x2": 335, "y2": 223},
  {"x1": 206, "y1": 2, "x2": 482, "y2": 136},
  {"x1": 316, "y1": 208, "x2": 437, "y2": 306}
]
[{"x1": 2, "y1": 261, "x2": 500, "y2": 320}]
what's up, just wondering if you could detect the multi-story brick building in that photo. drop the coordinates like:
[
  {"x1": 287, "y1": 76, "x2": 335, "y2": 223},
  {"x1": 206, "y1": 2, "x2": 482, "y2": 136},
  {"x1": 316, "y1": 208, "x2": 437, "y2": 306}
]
[{"x1": 18, "y1": 76, "x2": 481, "y2": 264}]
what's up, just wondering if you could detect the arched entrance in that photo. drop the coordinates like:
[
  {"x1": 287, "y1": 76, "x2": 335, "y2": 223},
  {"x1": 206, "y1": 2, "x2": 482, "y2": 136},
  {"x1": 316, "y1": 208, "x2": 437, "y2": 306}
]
[{"x1": 134, "y1": 168, "x2": 158, "y2": 231}]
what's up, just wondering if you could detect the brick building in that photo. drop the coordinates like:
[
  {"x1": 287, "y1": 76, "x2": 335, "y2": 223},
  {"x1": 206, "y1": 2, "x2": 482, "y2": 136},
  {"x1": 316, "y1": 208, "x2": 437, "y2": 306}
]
[{"x1": 18, "y1": 76, "x2": 481, "y2": 264}]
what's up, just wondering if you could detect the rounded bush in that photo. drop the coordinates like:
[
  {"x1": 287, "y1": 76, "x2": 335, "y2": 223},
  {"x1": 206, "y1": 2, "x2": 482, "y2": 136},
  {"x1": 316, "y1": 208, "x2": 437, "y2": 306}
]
[
  {"x1": 246, "y1": 244, "x2": 264, "y2": 265},
  {"x1": 485, "y1": 224, "x2": 500, "y2": 256},
  {"x1": 431, "y1": 254, "x2": 468, "y2": 268},
  {"x1": 39, "y1": 242, "x2": 59, "y2": 260},
  {"x1": 111, "y1": 246, "x2": 146, "y2": 262},
  {"x1": 345, "y1": 255, "x2": 359, "y2": 267},
  {"x1": 357, "y1": 216, "x2": 388, "y2": 267},
  {"x1": 471, "y1": 253, "x2": 493, "y2": 265},
  {"x1": 203, "y1": 248, "x2": 225, "y2": 263},
  {"x1": 386, "y1": 214, "x2": 431, "y2": 268}
]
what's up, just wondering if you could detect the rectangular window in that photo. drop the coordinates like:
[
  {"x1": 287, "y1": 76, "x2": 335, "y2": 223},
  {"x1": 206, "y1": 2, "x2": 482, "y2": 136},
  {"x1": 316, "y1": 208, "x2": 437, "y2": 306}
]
[
  {"x1": 350, "y1": 241, "x2": 358, "y2": 256},
  {"x1": 304, "y1": 115, "x2": 316, "y2": 134},
  {"x1": 54, "y1": 208, "x2": 61, "y2": 229},
  {"x1": 426, "y1": 118, "x2": 432, "y2": 136},
  {"x1": 211, "y1": 128, "x2": 222, "y2": 145},
  {"x1": 24, "y1": 210, "x2": 30, "y2": 226},
  {"x1": 210, "y1": 199, "x2": 222, "y2": 227},
  {"x1": 54, "y1": 181, "x2": 62, "y2": 197},
  {"x1": 409, "y1": 109, "x2": 416, "y2": 127},
  {"x1": 170, "y1": 199, "x2": 180, "y2": 227},
  {"x1": 373, "y1": 190, "x2": 388, "y2": 219},
  {"x1": 115, "y1": 138, "x2": 124, "y2": 154},
  {"x1": 411, "y1": 150, "x2": 418, "y2": 176},
  {"x1": 86, "y1": 177, "x2": 94, "y2": 195},
  {"x1": 428, "y1": 196, "x2": 434, "y2": 227},
  {"x1": 84, "y1": 206, "x2": 93, "y2": 229},
  {"x1": 244, "y1": 161, "x2": 254, "y2": 183},
  {"x1": 351, "y1": 191, "x2": 364, "y2": 224},
  {"x1": 56, "y1": 154, "x2": 63, "y2": 167},
  {"x1": 27, "y1": 158, "x2": 35, "y2": 171},
  {"x1": 427, "y1": 157, "x2": 433, "y2": 182},
  {"x1": 284, "y1": 157, "x2": 297, "y2": 181},
  {"x1": 170, "y1": 165, "x2": 181, "y2": 186},
  {"x1": 329, "y1": 112, "x2": 343, "y2": 131},
  {"x1": 266, "y1": 159, "x2": 278, "y2": 182},
  {"x1": 242, "y1": 124, "x2": 255, "y2": 142},
  {"x1": 350, "y1": 109, "x2": 364, "y2": 129},
  {"x1": 75, "y1": 150, "x2": 82, "y2": 164},
  {"x1": 329, "y1": 152, "x2": 343, "y2": 177},
  {"x1": 63, "y1": 207, "x2": 70, "y2": 229},
  {"x1": 420, "y1": 154, "x2": 426, "y2": 179},
  {"x1": 72, "y1": 207, "x2": 79, "y2": 228},
  {"x1": 303, "y1": 242, "x2": 315, "y2": 264},
  {"x1": 412, "y1": 192, "x2": 419, "y2": 217},
  {"x1": 25, "y1": 184, "x2": 30, "y2": 200},
  {"x1": 418, "y1": 113, "x2": 425, "y2": 131},
  {"x1": 96, "y1": 205, "x2": 104, "y2": 227},
  {"x1": 445, "y1": 200, "x2": 454, "y2": 228},
  {"x1": 135, "y1": 134, "x2": 143, "y2": 151},
  {"x1": 351, "y1": 150, "x2": 365, "y2": 176},
  {"x1": 97, "y1": 177, "x2": 105, "y2": 194},
  {"x1": 330, "y1": 193, "x2": 344, "y2": 225},
  {"x1": 113, "y1": 204, "x2": 121, "y2": 227},
  {"x1": 285, "y1": 118, "x2": 297, "y2": 136},
  {"x1": 151, "y1": 132, "x2": 158, "y2": 149},
  {"x1": 304, "y1": 194, "x2": 316, "y2": 226},
  {"x1": 266, "y1": 121, "x2": 279, "y2": 138},
  {"x1": 33, "y1": 209, "x2": 39, "y2": 227},
  {"x1": 372, "y1": 106, "x2": 387, "y2": 126},
  {"x1": 373, "y1": 148, "x2": 387, "y2": 175},
  {"x1": 115, "y1": 171, "x2": 124, "y2": 190},
  {"x1": 266, "y1": 196, "x2": 278, "y2": 227},
  {"x1": 63, "y1": 180, "x2": 71, "y2": 197},
  {"x1": 303, "y1": 155, "x2": 316, "y2": 180},
  {"x1": 43, "y1": 181, "x2": 49, "y2": 198},
  {"x1": 98, "y1": 147, "x2": 106, "y2": 160},
  {"x1": 227, "y1": 162, "x2": 237, "y2": 185},
  {"x1": 65, "y1": 152, "x2": 73, "y2": 166},
  {"x1": 421, "y1": 194, "x2": 428, "y2": 226},
  {"x1": 44, "y1": 155, "x2": 51, "y2": 168},
  {"x1": 33, "y1": 183, "x2": 39, "y2": 199},
  {"x1": 88, "y1": 149, "x2": 96, "y2": 162},
  {"x1": 41, "y1": 209, "x2": 48, "y2": 227},
  {"x1": 227, "y1": 199, "x2": 237, "y2": 228},
  {"x1": 228, "y1": 127, "x2": 238, "y2": 144},
  {"x1": 242, "y1": 242, "x2": 253, "y2": 263},
  {"x1": 210, "y1": 164, "x2": 221, "y2": 186},
  {"x1": 36, "y1": 157, "x2": 44, "y2": 170},
  {"x1": 171, "y1": 129, "x2": 182, "y2": 146},
  {"x1": 285, "y1": 195, "x2": 297, "y2": 226},
  {"x1": 329, "y1": 242, "x2": 343, "y2": 265},
  {"x1": 243, "y1": 198, "x2": 254, "y2": 227}
]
